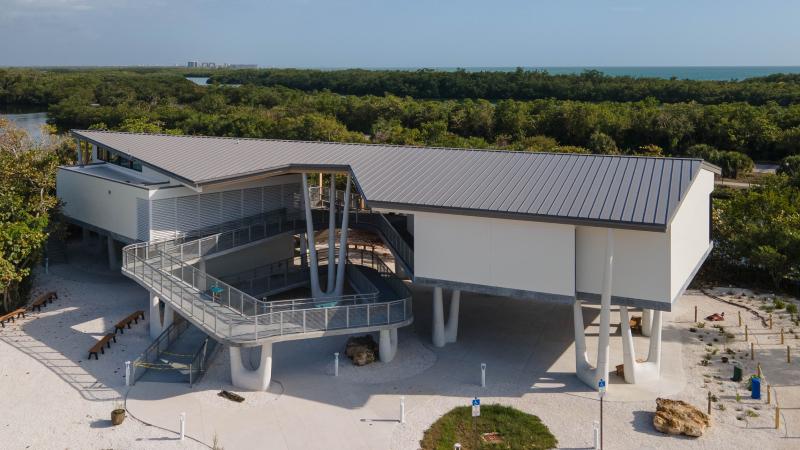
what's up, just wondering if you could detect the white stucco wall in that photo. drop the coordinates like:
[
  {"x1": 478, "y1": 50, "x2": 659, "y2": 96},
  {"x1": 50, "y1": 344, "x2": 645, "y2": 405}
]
[
  {"x1": 669, "y1": 169, "x2": 715, "y2": 300},
  {"x1": 57, "y1": 167, "x2": 150, "y2": 241},
  {"x1": 413, "y1": 212, "x2": 576, "y2": 296},
  {"x1": 575, "y1": 226, "x2": 670, "y2": 304}
]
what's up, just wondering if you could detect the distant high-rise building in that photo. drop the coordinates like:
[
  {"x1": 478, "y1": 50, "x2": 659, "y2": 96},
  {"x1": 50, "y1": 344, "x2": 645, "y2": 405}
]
[{"x1": 187, "y1": 61, "x2": 199, "y2": 68}]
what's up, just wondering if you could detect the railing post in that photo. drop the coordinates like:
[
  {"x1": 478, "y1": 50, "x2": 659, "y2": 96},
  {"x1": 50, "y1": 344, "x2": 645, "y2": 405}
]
[
  {"x1": 303, "y1": 310, "x2": 307, "y2": 333},
  {"x1": 280, "y1": 311, "x2": 284, "y2": 335},
  {"x1": 325, "y1": 308, "x2": 328, "y2": 329},
  {"x1": 346, "y1": 306, "x2": 350, "y2": 328},
  {"x1": 367, "y1": 304, "x2": 370, "y2": 325},
  {"x1": 254, "y1": 313, "x2": 258, "y2": 340},
  {"x1": 387, "y1": 302, "x2": 391, "y2": 324}
]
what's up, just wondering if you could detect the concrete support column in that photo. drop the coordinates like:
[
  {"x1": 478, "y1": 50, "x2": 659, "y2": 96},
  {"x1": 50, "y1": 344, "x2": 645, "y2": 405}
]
[
  {"x1": 444, "y1": 289, "x2": 460, "y2": 344},
  {"x1": 301, "y1": 174, "x2": 324, "y2": 298},
  {"x1": 299, "y1": 233, "x2": 308, "y2": 268},
  {"x1": 106, "y1": 234, "x2": 118, "y2": 270},
  {"x1": 646, "y1": 310, "x2": 663, "y2": 369},
  {"x1": 379, "y1": 328, "x2": 398, "y2": 363},
  {"x1": 642, "y1": 308, "x2": 654, "y2": 337},
  {"x1": 162, "y1": 303, "x2": 174, "y2": 330},
  {"x1": 230, "y1": 343, "x2": 273, "y2": 391},
  {"x1": 197, "y1": 259, "x2": 207, "y2": 291},
  {"x1": 326, "y1": 175, "x2": 336, "y2": 292},
  {"x1": 82, "y1": 227, "x2": 90, "y2": 242},
  {"x1": 149, "y1": 292, "x2": 163, "y2": 340},
  {"x1": 594, "y1": 229, "x2": 614, "y2": 386},
  {"x1": 573, "y1": 299, "x2": 592, "y2": 385},
  {"x1": 620, "y1": 305, "x2": 638, "y2": 384},
  {"x1": 333, "y1": 174, "x2": 351, "y2": 296},
  {"x1": 432, "y1": 287, "x2": 445, "y2": 348}
]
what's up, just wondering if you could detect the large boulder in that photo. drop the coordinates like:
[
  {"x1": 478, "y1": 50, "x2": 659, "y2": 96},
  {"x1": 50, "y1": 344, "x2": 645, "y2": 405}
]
[
  {"x1": 653, "y1": 398, "x2": 710, "y2": 437},
  {"x1": 345, "y1": 335, "x2": 378, "y2": 366}
]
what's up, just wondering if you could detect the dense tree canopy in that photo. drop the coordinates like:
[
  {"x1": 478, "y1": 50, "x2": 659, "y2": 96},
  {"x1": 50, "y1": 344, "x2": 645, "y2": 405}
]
[{"x1": 209, "y1": 68, "x2": 800, "y2": 105}]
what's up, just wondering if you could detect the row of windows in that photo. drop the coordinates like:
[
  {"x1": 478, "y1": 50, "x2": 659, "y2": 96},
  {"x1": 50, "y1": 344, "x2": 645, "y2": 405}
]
[{"x1": 97, "y1": 147, "x2": 142, "y2": 172}]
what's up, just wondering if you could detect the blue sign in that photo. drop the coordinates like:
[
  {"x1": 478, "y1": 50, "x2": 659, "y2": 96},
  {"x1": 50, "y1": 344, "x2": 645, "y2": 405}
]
[
  {"x1": 598, "y1": 379, "x2": 606, "y2": 390},
  {"x1": 472, "y1": 398, "x2": 480, "y2": 406}
]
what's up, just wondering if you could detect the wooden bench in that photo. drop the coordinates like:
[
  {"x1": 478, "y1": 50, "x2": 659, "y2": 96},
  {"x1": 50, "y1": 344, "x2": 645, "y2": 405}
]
[
  {"x1": 88, "y1": 333, "x2": 117, "y2": 359},
  {"x1": 114, "y1": 310, "x2": 145, "y2": 334},
  {"x1": 0, "y1": 308, "x2": 27, "y2": 327},
  {"x1": 30, "y1": 291, "x2": 58, "y2": 312}
]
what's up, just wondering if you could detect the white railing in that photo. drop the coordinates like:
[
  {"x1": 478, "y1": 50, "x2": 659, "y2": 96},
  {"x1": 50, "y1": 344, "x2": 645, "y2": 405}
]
[{"x1": 121, "y1": 212, "x2": 412, "y2": 344}]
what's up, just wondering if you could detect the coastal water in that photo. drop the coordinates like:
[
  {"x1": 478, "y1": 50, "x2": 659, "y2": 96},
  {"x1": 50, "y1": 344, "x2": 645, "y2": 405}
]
[
  {"x1": 340, "y1": 66, "x2": 800, "y2": 81},
  {"x1": 0, "y1": 107, "x2": 49, "y2": 142}
]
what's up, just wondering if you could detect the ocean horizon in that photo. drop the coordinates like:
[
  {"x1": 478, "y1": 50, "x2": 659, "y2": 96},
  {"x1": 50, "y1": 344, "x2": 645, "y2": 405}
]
[{"x1": 313, "y1": 66, "x2": 800, "y2": 81}]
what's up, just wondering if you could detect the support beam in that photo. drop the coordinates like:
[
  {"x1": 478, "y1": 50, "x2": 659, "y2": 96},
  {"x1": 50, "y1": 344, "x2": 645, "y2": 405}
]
[
  {"x1": 573, "y1": 300, "x2": 593, "y2": 384},
  {"x1": 379, "y1": 328, "x2": 398, "y2": 363},
  {"x1": 229, "y1": 344, "x2": 273, "y2": 391},
  {"x1": 163, "y1": 303, "x2": 174, "y2": 330},
  {"x1": 620, "y1": 306, "x2": 663, "y2": 384},
  {"x1": 326, "y1": 175, "x2": 336, "y2": 293},
  {"x1": 333, "y1": 174, "x2": 352, "y2": 296},
  {"x1": 432, "y1": 287, "x2": 445, "y2": 348},
  {"x1": 301, "y1": 174, "x2": 324, "y2": 298},
  {"x1": 445, "y1": 289, "x2": 460, "y2": 343},
  {"x1": 646, "y1": 310, "x2": 663, "y2": 368},
  {"x1": 642, "y1": 308, "x2": 653, "y2": 337}
]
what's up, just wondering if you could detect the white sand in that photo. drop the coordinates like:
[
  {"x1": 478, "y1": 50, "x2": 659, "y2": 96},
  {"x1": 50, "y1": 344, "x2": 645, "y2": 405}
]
[{"x1": 2, "y1": 244, "x2": 799, "y2": 449}]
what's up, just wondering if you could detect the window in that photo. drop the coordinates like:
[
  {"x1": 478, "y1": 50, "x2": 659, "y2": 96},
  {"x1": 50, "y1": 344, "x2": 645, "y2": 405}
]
[{"x1": 97, "y1": 147, "x2": 142, "y2": 172}]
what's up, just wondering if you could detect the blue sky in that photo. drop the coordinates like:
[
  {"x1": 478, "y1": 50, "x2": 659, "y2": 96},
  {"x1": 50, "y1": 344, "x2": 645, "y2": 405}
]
[{"x1": 1, "y1": 0, "x2": 799, "y2": 67}]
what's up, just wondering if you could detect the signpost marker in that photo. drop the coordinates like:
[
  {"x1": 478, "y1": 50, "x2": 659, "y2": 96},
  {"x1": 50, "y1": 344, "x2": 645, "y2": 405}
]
[
  {"x1": 472, "y1": 397, "x2": 480, "y2": 447},
  {"x1": 598, "y1": 379, "x2": 606, "y2": 450}
]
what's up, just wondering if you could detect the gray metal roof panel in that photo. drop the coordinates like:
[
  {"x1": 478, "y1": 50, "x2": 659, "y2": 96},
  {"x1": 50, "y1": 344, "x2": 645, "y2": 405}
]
[{"x1": 71, "y1": 130, "x2": 714, "y2": 231}]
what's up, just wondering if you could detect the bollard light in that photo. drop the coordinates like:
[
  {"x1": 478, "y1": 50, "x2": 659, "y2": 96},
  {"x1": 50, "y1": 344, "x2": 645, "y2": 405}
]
[
  {"x1": 592, "y1": 421, "x2": 600, "y2": 450},
  {"x1": 179, "y1": 412, "x2": 186, "y2": 441},
  {"x1": 125, "y1": 361, "x2": 131, "y2": 387},
  {"x1": 334, "y1": 352, "x2": 339, "y2": 377},
  {"x1": 481, "y1": 363, "x2": 486, "y2": 388},
  {"x1": 400, "y1": 396, "x2": 405, "y2": 424},
  {"x1": 453, "y1": 444, "x2": 462, "y2": 450}
]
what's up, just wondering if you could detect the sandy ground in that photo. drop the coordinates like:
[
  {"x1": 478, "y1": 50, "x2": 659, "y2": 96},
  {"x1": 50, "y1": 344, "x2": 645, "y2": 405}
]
[{"x1": 1, "y1": 242, "x2": 799, "y2": 449}]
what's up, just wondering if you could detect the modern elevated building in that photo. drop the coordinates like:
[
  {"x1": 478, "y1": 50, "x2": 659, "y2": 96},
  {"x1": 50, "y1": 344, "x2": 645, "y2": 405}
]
[{"x1": 58, "y1": 130, "x2": 718, "y2": 390}]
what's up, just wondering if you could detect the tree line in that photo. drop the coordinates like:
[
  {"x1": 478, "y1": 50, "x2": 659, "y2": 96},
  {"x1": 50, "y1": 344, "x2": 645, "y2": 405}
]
[{"x1": 208, "y1": 67, "x2": 800, "y2": 105}]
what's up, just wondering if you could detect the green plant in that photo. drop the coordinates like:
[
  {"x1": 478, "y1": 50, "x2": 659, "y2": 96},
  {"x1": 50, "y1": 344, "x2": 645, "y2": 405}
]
[
  {"x1": 774, "y1": 298, "x2": 786, "y2": 309},
  {"x1": 697, "y1": 322, "x2": 706, "y2": 329},
  {"x1": 736, "y1": 393, "x2": 742, "y2": 403},
  {"x1": 746, "y1": 409, "x2": 759, "y2": 418},
  {"x1": 717, "y1": 403, "x2": 726, "y2": 411},
  {"x1": 420, "y1": 404, "x2": 557, "y2": 450},
  {"x1": 787, "y1": 303, "x2": 798, "y2": 315}
]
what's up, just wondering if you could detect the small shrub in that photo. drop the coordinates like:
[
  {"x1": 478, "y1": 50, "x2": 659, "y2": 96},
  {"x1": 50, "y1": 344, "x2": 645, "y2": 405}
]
[
  {"x1": 717, "y1": 403, "x2": 726, "y2": 411},
  {"x1": 710, "y1": 394, "x2": 719, "y2": 402},
  {"x1": 774, "y1": 298, "x2": 786, "y2": 309},
  {"x1": 697, "y1": 322, "x2": 706, "y2": 328},
  {"x1": 736, "y1": 393, "x2": 742, "y2": 403},
  {"x1": 786, "y1": 303, "x2": 798, "y2": 314},
  {"x1": 746, "y1": 410, "x2": 759, "y2": 418}
]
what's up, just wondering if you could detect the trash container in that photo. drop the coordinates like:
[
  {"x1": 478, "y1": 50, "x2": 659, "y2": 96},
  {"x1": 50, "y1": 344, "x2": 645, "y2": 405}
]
[
  {"x1": 751, "y1": 376, "x2": 761, "y2": 399},
  {"x1": 732, "y1": 364, "x2": 742, "y2": 382}
]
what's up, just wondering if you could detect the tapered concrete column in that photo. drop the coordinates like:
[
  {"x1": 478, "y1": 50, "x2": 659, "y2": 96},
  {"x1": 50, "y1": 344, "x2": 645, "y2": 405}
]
[
  {"x1": 573, "y1": 299, "x2": 593, "y2": 385},
  {"x1": 302, "y1": 174, "x2": 324, "y2": 298},
  {"x1": 299, "y1": 233, "x2": 308, "y2": 268},
  {"x1": 379, "y1": 328, "x2": 398, "y2": 363},
  {"x1": 594, "y1": 229, "x2": 614, "y2": 386},
  {"x1": 333, "y1": 175, "x2": 352, "y2": 296},
  {"x1": 575, "y1": 230, "x2": 615, "y2": 388},
  {"x1": 641, "y1": 308, "x2": 653, "y2": 337},
  {"x1": 149, "y1": 292, "x2": 163, "y2": 339},
  {"x1": 432, "y1": 287, "x2": 445, "y2": 348},
  {"x1": 620, "y1": 305, "x2": 638, "y2": 384},
  {"x1": 326, "y1": 176, "x2": 336, "y2": 292},
  {"x1": 444, "y1": 289, "x2": 460, "y2": 343},
  {"x1": 646, "y1": 310, "x2": 663, "y2": 368},
  {"x1": 162, "y1": 303, "x2": 174, "y2": 329},
  {"x1": 106, "y1": 234, "x2": 118, "y2": 270},
  {"x1": 230, "y1": 343, "x2": 273, "y2": 391}
]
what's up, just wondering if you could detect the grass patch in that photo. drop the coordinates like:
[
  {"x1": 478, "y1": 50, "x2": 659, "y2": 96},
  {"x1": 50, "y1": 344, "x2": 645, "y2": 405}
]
[{"x1": 420, "y1": 404, "x2": 557, "y2": 450}]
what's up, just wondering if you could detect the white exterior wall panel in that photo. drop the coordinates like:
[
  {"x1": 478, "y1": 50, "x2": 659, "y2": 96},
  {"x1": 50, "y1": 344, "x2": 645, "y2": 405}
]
[
  {"x1": 669, "y1": 169, "x2": 714, "y2": 300},
  {"x1": 575, "y1": 226, "x2": 671, "y2": 305},
  {"x1": 57, "y1": 168, "x2": 150, "y2": 241},
  {"x1": 413, "y1": 212, "x2": 576, "y2": 297}
]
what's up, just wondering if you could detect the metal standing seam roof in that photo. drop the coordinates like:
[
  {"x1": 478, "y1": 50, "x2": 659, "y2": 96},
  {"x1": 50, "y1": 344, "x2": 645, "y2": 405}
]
[{"x1": 71, "y1": 130, "x2": 719, "y2": 232}]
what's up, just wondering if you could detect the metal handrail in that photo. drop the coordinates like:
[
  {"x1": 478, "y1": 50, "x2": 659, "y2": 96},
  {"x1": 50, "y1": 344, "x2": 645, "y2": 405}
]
[{"x1": 121, "y1": 204, "x2": 413, "y2": 344}]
